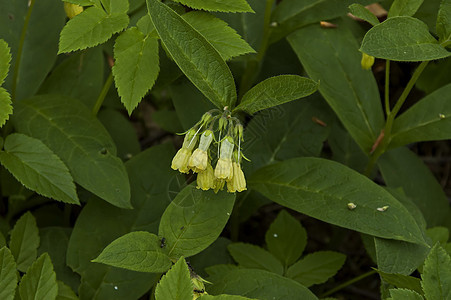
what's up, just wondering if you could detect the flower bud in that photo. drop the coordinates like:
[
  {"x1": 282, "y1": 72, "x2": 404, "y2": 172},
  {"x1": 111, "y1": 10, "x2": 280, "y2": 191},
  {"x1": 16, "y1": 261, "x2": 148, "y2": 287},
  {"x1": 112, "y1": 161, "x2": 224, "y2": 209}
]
[
  {"x1": 64, "y1": 2, "x2": 83, "y2": 19},
  {"x1": 361, "y1": 52, "x2": 375, "y2": 70}
]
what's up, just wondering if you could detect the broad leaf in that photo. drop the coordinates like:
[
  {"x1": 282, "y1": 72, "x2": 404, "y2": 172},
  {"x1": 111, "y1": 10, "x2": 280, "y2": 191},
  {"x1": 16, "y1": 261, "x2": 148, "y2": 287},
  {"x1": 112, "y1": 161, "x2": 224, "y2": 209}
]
[
  {"x1": 388, "y1": 289, "x2": 424, "y2": 300},
  {"x1": 379, "y1": 147, "x2": 449, "y2": 227},
  {"x1": 426, "y1": 227, "x2": 449, "y2": 245},
  {"x1": 249, "y1": 158, "x2": 426, "y2": 244},
  {"x1": 286, "y1": 251, "x2": 346, "y2": 287},
  {"x1": 200, "y1": 295, "x2": 256, "y2": 300},
  {"x1": 288, "y1": 21, "x2": 384, "y2": 153},
  {"x1": 265, "y1": 210, "x2": 307, "y2": 267},
  {"x1": 182, "y1": 11, "x2": 255, "y2": 61},
  {"x1": 348, "y1": 4, "x2": 380, "y2": 26},
  {"x1": 209, "y1": 268, "x2": 318, "y2": 300},
  {"x1": 0, "y1": 247, "x2": 17, "y2": 300},
  {"x1": 155, "y1": 257, "x2": 192, "y2": 300},
  {"x1": 421, "y1": 244, "x2": 451, "y2": 299},
  {"x1": 100, "y1": 0, "x2": 129, "y2": 14},
  {"x1": 360, "y1": 16, "x2": 450, "y2": 61},
  {"x1": 0, "y1": 88, "x2": 12, "y2": 128},
  {"x1": 15, "y1": 95, "x2": 131, "y2": 209},
  {"x1": 58, "y1": 6, "x2": 129, "y2": 53},
  {"x1": 56, "y1": 281, "x2": 78, "y2": 300},
  {"x1": 227, "y1": 243, "x2": 284, "y2": 275},
  {"x1": 172, "y1": 0, "x2": 253, "y2": 13},
  {"x1": 66, "y1": 144, "x2": 175, "y2": 299},
  {"x1": 147, "y1": 0, "x2": 237, "y2": 108},
  {"x1": 9, "y1": 212, "x2": 40, "y2": 272},
  {"x1": 19, "y1": 253, "x2": 58, "y2": 300},
  {"x1": 234, "y1": 75, "x2": 318, "y2": 114},
  {"x1": 0, "y1": 134, "x2": 79, "y2": 204},
  {"x1": 113, "y1": 27, "x2": 159, "y2": 115},
  {"x1": 159, "y1": 185, "x2": 235, "y2": 259},
  {"x1": 437, "y1": 0, "x2": 451, "y2": 42},
  {"x1": 390, "y1": 84, "x2": 451, "y2": 148},
  {"x1": 388, "y1": 0, "x2": 424, "y2": 18},
  {"x1": 378, "y1": 270, "x2": 423, "y2": 295},
  {"x1": 94, "y1": 231, "x2": 172, "y2": 272}
]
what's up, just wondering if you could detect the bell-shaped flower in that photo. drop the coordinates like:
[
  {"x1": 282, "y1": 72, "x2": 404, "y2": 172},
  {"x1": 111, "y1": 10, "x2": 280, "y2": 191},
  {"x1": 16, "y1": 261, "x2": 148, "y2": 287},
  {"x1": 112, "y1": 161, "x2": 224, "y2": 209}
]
[
  {"x1": 189, "y1": 130, "x2": 213, "y2": 173},
  {"x1": 171, "y1": 129, "x2": 198, "y2": 173},
  {"x1": 196, "y1": 163, "x2": 215, "y2": 191},
  {"x1": 227, "y1": 162, "x2": 246, "y2": 193},
  {"x1": 214, "y1": 137, "x2": 234, "y2": 180}
]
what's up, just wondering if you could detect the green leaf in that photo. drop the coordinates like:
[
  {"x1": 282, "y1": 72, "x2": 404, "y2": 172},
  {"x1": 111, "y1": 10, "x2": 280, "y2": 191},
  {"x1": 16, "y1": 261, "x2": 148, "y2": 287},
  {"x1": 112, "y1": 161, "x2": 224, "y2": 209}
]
[
  {"x1": 147, "y1": 0, "x2": 237, "y2": 108},
  {"x1": 234, "y1": 75, "x2": 318, "y2": 115},
  {"x1": 93, "y1": 231, "x2": 172, "y2": 272},
  {"x1": 0, "y1": 39, "x2": 11, "y2": 85},
  {"x1": 227, "y1": 243, "x2": 284, "y2": 275},
  {"x1": 265, "y1": 210, "x2": 307, "y2": 267},
  {"x1": 379, "y1": 147, "x2": 449, "y2": 227},
  {"x1": 0, "y1": 133, "x2": 79, "y2": 204},
  {"x1": 182, "y1": 11, "x2": 255, "y2": 61},
  {"x1": 209, "y1": 268, "x2": 318, "y2": 300},
  {"x1": 388, "y1": 0, "x2": 424, "y2": 18},
  {"x1": 0, "y1": 88, "x2": 12, "y2": 128},
  {"x1": 155, "y1": 257, "x2": 192, "y2": 300},
  {"x1": 58, "y1": 6, "x2": 129, "y2": 53},
  {"x1": 360, "y1": 16, "x2": 450, "y2": 61},
  {"x1": 56, "y1": 281, "x2": 78, "y2": 300},
  {"x1": 378, "y1": 270, "x2": 423, "y2": 295},
  {"x1": 39, "y1": 47, "x2": 104, "y2": 108},
  {"x1": 159, "y1": 185, "x2": 235, "y2": 259},
  {"x1": 249, "y1": 157, "x2": 426, "y2": 244},
  {"x1": 66, "y1": 144, "x2": 175, "y2": 299},
  {"x1": 286, "y1": 251, "x2": 346, "y2": 287},
  {"x1": 0, "y1": 247, "x2": 17, "y2": 300},
  {"x1": 15, "y1": 95, "x2": 131, "y2": 209},
  {"x1": 100, "y1": 0, "x2": 129, "y2": 14},
  {"x1": 9, "y1": 212, "x2": 40, "y2": 272},
  {"x1": 172, "y1": 0, "x2": 253, "y2": 13},
  {"x1": 288, "y1": 21, "x2": 384, "y2": 153},
  {"x1": 348, "y1": 4, "x2": 380, "y2": 26},
  {"x1": 390, "y1": 84, "x2": 451, "y2": 148},
  {"x1": 437, "y1": 0, "x2": 451, "y2": 42},
  {"x1": 388, "y1": 288, "x2": 424, "y2": 300},
  {"x1": 19, "y1": 253, "x2": 58, "y2": 300},
  {"x1": 421, "y1": 244, "x2": 451, "y2": 299},
  {"x1": 200, "y1": 295, "x2": 256, "y2": 300},
  {"x1": 113, "y1": 28, "x2": 159, "y2": 115},
  {"x1": 426, "y1": 227, "x2": 449, "y2": 245}
]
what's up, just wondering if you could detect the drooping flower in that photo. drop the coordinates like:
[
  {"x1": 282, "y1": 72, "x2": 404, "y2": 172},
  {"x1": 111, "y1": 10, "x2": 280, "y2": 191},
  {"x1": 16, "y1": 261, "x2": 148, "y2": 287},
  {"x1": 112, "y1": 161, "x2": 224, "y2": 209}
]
[
  {"x1": 196, "y1": 162, "x2": 215, "y2": 191},
  {"x1": 171, "y1": 129, "x2": 198, "y2": 173},
  {"x1": 189, "y1": 130, "x2": 213, "y2": 173},
  {"x1": 361, "y1": 52, "x2": 375, "y2": 70},
  {"x1": 214, "y1": 137, "x2": 234, "y2": 180},
  {"x1": 227, "y1": 162, "x2": 246, "y2": 193}
]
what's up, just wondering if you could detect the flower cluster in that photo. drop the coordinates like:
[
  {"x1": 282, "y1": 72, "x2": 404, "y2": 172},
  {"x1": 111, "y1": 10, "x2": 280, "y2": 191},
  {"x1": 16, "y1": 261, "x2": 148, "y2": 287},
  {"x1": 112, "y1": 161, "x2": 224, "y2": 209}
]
[{"x1": 171, "y1": 108, "x2": 247, "y2": 193}]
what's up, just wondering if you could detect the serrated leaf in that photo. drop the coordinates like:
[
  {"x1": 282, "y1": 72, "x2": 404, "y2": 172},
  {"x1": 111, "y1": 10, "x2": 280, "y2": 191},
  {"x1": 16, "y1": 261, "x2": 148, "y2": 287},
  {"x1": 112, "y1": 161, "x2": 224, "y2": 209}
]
[
  {"x1": 422, "y1": 244, "x2": 451, "y2": 299},
  {"x1": 234, "y1": 75, "x2": 317, "y2": 115},
  {"x1": 100, "y1": 0, "x2": 129, "y2": 14},
  {"x1": 360, "y1": 16, "x2": 450, "y2": 61},
  {"x1": 388, "y1": 288, "x2": 424, "y2": 300},
  {"x1": 437, "y1": 0, "x2": 451, "y2": 42},
  {"x1": 388, "y1": 0, "x2": 424, "y2": 18},
  {"x1": 288, "y1": 21, "x2": 384, "y2": 153},
  {"x1": 249, "y1": 158, "x2": 426, "y2": 245},
  {"x1": 286, "y1": 251, "x2": 346, "y2": 287},
  {"x1": 227, "y1": 243, "x2": 284, "y2": 275},
  {"x1": 182, "y1": 11, "x2": 255, "y2": 61},
  {"x1": 172, "y1": 0, "x2": 253, "y2": 13},
  {"x1": 15, "y1": 95, "x2": 131, "y2": 209},
  {"x1": 377, "y1": 270, "x2": 423, "y2": 295},
  {"x1": 113, "y1": 28, "x2": 159, "y2": 115},
  {"x1": 155, "y1": 257, "x2": 192, "y2": 300},
  {"x1": 0, "y1": 39, "x2": 11, "y2": 85},
  {"x1": 93, "y1": 231, "x2": 172, "y2": 272},
  {"x1": 390, "y1": 84, "x2": 451, "y2": 148},
  {"x1": 379, "y1": 147, "x2": 449, "y2": 227},
  {"x1": 19, "y1": 253, "x2": 58, "y2": 300},
  {"x1": 58, "y1": 6, "x2": 129, "y2": 53},
  {"x1": 209, "y1": 268, "x2": 318, "y2": 300},
  {"x1": 9, "y1": 212, "x2": 40, "y2": 272},
  {"x1": 147, "y1": 0, "x2": 237, "y2": 108},
  {"x1": 0, "y1": 88, "x2": 12, "y2": 128},
  {"x1": 56, "y1": 281, "x2": 78, "y2": 300},
  {"x1": 265, "y1": 210, "x2": 307, "y2": 267},
  {"x1": 0, "y1": 247, "x2": 17, "y2": 300},
  {"x1": 0, "y1": 134, "x2": 79, "y2": 204},
  {"x1": 349, "y1": 4, "x2": 380, "y2": 26},
  {"x1": 426, "y1": 227, "x2": 449, "y2": 245},
  {"x1": 159, "y1": 185, "x2": 235, "y2": 259}
]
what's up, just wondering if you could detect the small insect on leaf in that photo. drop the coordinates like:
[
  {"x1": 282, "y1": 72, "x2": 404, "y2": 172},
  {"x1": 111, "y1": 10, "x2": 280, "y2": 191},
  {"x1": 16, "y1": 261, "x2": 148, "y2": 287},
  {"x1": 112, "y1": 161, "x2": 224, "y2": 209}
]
[
  {"x1": 377, "y1": 206, "x2": 389, "y2": 212},
  {"x1": 347, "y1": 203, "x2": 357, "y2": 210},
  {"x1": 160, "y1": 237, "x2": 166, "y2": 248}
]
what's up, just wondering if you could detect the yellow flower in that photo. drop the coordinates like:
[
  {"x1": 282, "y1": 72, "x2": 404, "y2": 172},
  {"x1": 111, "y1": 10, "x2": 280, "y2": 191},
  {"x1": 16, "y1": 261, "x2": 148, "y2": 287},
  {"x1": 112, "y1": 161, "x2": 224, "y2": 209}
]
[
  {"x1": 64, "y1": 3, "x2": 83, "y2": 19},
  {"x1": 361, "y1": 52, "x2": 375, "y2": 70},
  {"x1": 213, "y1": 178, "x2": 225, "y2": 193},
  {"x1": 189, "y1": 130, "x2": 213, "y2": 172},
  {"x1": 227, "y1": 162, "x2": 246, "y2": 193},
  {"x1": 171, "y1": 148, "x2": 192, "y2": 173},
  {"x1": 214, "y1": 137, "x2": 234, "y2": 180},
  {"x1": 197, "y1": 163, "x2": 215, "y2": 190}
]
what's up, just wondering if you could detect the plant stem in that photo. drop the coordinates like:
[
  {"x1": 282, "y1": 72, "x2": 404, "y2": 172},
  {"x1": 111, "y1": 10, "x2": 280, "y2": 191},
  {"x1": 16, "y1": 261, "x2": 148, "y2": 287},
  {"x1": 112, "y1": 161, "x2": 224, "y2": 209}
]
[
  {"x1": 320, "y1": 269, "x2": 377, "y2": 297},
  {"x1": 384, "y1": 60, "x2": 390, "y2": 116},
  {"x1": 92, "y1": 72, "x2": 113, "y2": 116},
  {"x1": 238, "y1": 0, "x2": 275, "y2": 100}
]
